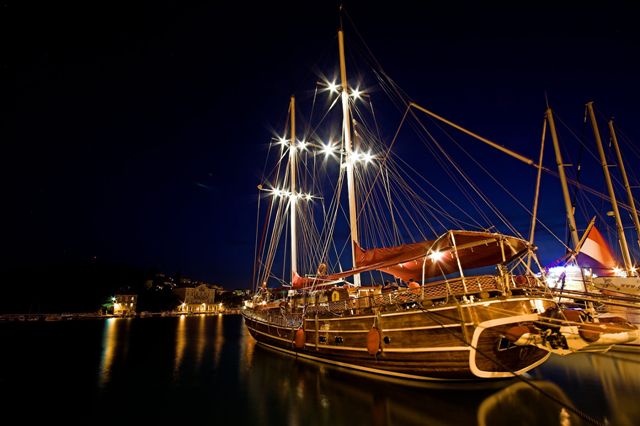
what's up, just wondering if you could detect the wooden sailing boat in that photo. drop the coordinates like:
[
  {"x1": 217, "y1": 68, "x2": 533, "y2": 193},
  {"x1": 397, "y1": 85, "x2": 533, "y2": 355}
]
[{"x1": 242, "y1": 18, "x2": 638, "y2": 380}]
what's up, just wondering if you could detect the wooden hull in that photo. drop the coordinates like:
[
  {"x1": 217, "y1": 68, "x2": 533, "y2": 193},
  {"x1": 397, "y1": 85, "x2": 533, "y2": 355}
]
[{"x1": 243, "y1": 296, "x2": 555, "y2": 380}]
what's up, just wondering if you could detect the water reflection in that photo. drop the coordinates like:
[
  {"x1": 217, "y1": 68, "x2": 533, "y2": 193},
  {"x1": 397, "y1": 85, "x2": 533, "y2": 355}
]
[
  {"x1": 94, "y1": 315, "x2": 638, "y2": 425},
  {"x1": 213, "y1": 314, "x2": 225, "y2": 369},
  {"x1": 174, "y1": 315, "x2": 224, "y2": 374},
  {"x1": 174, "y1": 314, "x2": 187, "y2": 375},
  {"x1": 195, "y1": 314, "x2": 207, "y2": 368},
  {"x1": 536, "y1": 352, "x2": 640, "y2": 426},
  {"x1": 99, "y1": 317, "x2": 131, "y2": 387},
  {"x1": 240, "y1": 342, "x2": 584, "y2": 426},
  {"x1": 239, "y1": 318, "x2": 256, "y2": 378},
  {"x1": 476, "y1": 381, "x2": 580, "y2": 426}
]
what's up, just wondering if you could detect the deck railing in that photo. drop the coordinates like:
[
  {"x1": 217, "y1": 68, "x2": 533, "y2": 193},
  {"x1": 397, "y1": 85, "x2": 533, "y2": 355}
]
[{"x1": 246, "y1": 274, "x2": 549, "y2": 321}]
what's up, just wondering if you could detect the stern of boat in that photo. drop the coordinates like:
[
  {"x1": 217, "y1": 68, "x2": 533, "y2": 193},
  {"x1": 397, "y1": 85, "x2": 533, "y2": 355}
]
[{"x1": 469, "y1": 313, "x2": 551, "y2": 379}]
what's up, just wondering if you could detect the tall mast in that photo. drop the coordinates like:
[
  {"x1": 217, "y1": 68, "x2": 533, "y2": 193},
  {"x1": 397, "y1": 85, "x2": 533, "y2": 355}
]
[
  {"x1": 609, "y1": 118, "x2": 640, "y2": 257},
  {"x1": 547, "y1": 107, "x2": 580, "y2": 249},
  {"x1": 527, "y1": 117, "x2": 547, "y2": 271},
  {"x1": 338, "y1": 28, "x2": 360, "y2": 286},
  {"x1": 586, "y1": 102, "x2": 634, "y2": 274},
  {"x1": 289, "y1": 96, "x2": 298, "y2": 279}
]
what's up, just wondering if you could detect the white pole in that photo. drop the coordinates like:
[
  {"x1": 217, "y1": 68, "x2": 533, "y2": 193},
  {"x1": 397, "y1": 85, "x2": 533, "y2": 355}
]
[
  {"x1": 289, "y1": 96, "x2": 298, "y2": 279},
  {"x1": 338, "y1": 29, "x2": 360, "y2": 286}
]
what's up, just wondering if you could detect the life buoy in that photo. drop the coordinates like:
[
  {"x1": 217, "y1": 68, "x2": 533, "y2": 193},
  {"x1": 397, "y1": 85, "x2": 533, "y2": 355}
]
[
  {"x1": 366, "y1": 327, "x2": 381, "y2": 355},
  {"x1": 294, "y1": 328, "x2": 306, "y2": 349},
  {"x1": 514, "y1": 275, "x2": 527, "y2": 286}
]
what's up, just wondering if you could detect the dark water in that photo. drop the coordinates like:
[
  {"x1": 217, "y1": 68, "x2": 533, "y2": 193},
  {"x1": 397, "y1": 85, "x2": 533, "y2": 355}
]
[{"x1": 1, "y1": 315, "x2": 638, "y2": 426}]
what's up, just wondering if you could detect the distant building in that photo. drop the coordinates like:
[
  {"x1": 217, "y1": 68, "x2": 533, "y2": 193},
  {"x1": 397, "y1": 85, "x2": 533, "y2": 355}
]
[
  {"x1": 174, "y1": 284, "x2": 218, "y2": 313},
  {"x1": 114, "y1": 294, "x2": 137, "y2": 316}
]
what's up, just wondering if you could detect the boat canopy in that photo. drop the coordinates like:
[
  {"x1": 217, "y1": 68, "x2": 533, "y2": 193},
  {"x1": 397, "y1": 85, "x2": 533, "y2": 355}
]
[{"x1": 292, "y1": 230, "x2": 529, "y2": 288}]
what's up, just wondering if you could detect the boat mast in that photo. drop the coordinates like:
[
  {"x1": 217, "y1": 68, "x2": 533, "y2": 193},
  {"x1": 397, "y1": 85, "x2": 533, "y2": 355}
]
[
  {"x1": 289, "y1": 96, "x2": 298, "y2": 280},
  {"x1": 608, "y1": 118, "x2": 640, "y2": 256},
  {"x1": 586, "y1": 102, "x2": 634, "y2": 275},
  {"x1": 527, "y1": 117, "x2": 547, "y2": 271},
  {"x1": 547, "y1": 107, "x2": 580, "y2": 250},
  {"x1": 338, "y1": 27, "x2": 360, "y2": 286}
]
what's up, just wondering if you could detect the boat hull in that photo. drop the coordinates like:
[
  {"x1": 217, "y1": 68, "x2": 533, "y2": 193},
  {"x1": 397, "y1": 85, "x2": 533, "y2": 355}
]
[{"x1": 242, "y1": 297, "x2": 554, "y2": 380}]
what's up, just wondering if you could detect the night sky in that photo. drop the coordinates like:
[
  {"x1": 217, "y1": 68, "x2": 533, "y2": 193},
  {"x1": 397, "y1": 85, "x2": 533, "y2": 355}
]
[{"x1": 8, "y1": 1, "x2": 640, "y2": 292}]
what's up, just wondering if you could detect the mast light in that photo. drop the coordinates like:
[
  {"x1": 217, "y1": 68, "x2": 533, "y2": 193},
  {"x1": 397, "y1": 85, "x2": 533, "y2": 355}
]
[
  {"x1": 326, "y1": 80, "x2": 339, "y2": 93},
  {"x1": 428, "y1": 251, "x2": 445, "y2": 262},
  {"x1": 320, "y1": 141, "x2": 337, "y2": 157}
]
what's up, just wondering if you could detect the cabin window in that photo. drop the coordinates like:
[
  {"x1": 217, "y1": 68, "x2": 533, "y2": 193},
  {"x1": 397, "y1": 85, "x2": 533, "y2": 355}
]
[{"x1": 334, "y1": 336, "x2": 344, "y2": 344}]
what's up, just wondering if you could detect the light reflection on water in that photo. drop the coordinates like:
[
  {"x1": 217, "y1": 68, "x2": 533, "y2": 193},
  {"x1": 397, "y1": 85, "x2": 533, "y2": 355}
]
[
  {"x1": 99, "y1": 317, "x2": 132, "y2": 388},
  {"x1": 90, "y1": 314, "x2": 638, "y2": 425},
  {"x1": 173, "y1": 314, "x2": 186, "y2": 376},
  {"x1": 195, "y1": 313, "x2": 206, "y2": 368},
  {"x1": 533, "y1": 351, "x2": 640, "y2": 426},
  {"x1": 213, "y1": 313, "x2": 224, "y2": 369}
]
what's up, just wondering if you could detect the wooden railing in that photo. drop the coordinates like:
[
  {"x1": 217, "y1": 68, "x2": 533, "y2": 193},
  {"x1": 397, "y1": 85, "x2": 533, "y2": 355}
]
[{"x1": 247, "y1": 274, "x2": 549, "y2": 320}]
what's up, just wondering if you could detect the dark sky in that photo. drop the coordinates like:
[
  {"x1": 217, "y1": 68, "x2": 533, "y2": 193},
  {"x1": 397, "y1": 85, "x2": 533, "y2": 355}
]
[{"x1": 8, "y1": 1, "x2": 640, "y2": 289}]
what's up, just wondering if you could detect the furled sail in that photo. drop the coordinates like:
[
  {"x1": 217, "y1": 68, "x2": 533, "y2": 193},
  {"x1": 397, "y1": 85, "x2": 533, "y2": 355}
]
[
  {"x1": 292, "y1": 231, "x2": 529, "y2": 287},
  {"x1": 355, "y1": 230, "x2": 529, "y2": 281}
]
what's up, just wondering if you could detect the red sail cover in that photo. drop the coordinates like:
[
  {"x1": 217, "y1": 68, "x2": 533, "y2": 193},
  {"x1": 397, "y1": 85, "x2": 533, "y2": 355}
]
[
  {"x1": 575, "y1": 223, "x2": 618, "y2": 276},
  {"x1": 353, "y1": 231, "x2": 529, "y2": 282},
  {"x1": 291, "y1": 231, "x2": 528, "y2": 288},
  {"x1": 292, "y1": 271, "x2": 336, "y2": 289}
]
